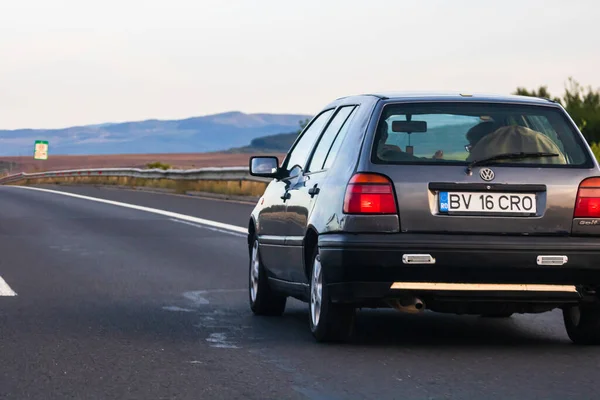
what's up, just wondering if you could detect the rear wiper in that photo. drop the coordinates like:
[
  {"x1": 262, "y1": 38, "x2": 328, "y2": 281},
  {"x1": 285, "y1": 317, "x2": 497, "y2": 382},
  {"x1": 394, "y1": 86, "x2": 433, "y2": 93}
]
[{"x1": 465, "y1": 152, "x2": 559, "y2": 174}]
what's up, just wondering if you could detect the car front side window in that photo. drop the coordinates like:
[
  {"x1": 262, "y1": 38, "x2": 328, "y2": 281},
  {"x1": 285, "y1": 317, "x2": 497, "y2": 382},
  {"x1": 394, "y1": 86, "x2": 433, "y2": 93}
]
[{"x1": 284, "y1": 109, "x2": 334, "y2": 177}]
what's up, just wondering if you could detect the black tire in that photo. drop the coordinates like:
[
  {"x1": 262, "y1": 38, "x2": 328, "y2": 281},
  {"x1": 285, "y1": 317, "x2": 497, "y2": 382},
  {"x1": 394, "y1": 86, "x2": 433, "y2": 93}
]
[
  {"x1": 308, "y1": 249, "x2": 355, "y2": 342},
  {"x1": 249, "y1": 238, "x2": 286, "y2": 316},
  {"x1": 563, "y1": 305, "x2": 600, "y2": 345}
]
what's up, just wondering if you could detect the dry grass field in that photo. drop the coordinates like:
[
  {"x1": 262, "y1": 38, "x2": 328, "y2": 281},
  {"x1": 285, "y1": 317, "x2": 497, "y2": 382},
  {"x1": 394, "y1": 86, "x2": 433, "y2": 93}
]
[
  {"x1": 1, "y1": 152, "x2": 285, "y2": 174},
  {"x1": 13, "y1": 175, "x2": 270, "y2": 198}
]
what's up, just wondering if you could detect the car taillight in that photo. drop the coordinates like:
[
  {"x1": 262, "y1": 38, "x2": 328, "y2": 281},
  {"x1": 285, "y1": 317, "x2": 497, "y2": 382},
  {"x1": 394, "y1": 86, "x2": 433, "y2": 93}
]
[
  {"x1": 343, "y1": 173, "x2": 397, "y2": 214},
  {"x1": 574, "y1": 178, "x2": 600, "y2": 218}
]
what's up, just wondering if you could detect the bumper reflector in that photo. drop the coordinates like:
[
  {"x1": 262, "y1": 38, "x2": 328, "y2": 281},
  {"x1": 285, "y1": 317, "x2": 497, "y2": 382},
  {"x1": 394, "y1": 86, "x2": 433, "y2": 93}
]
[
  {"x1": 390, "y1": 282, "x2": 578, "y2": 293},
  {"x1": 402, "y1": 254, "x2": 436, "y2": 264},
  {"x1": 537, "y1": 255, "x2": 568, "y2": 266}
]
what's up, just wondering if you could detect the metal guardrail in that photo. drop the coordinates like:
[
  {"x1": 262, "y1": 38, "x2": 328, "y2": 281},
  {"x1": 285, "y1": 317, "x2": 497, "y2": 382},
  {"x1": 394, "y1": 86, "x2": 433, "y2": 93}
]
[{"x1": 0, "y1": 166, "x2": 270, "y2": 185}]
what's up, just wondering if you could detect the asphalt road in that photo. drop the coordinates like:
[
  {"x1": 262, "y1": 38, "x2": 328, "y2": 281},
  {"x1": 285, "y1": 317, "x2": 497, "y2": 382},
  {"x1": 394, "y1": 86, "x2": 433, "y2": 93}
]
[{"x1": 1, "y1": 185, "x2": 599, "y2": 400}]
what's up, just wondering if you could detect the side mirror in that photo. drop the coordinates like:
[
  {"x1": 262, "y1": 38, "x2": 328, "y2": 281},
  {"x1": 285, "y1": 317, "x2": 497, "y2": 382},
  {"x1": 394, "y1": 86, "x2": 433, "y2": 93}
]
[{"x1": 249, "y1": 156, "x2": 281, "y2": 178}]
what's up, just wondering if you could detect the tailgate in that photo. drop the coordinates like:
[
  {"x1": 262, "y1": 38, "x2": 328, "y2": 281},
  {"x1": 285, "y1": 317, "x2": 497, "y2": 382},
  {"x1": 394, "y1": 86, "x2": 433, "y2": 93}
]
[{"x1": 365, "y1": 100, "x2": 598, "y2": 235}]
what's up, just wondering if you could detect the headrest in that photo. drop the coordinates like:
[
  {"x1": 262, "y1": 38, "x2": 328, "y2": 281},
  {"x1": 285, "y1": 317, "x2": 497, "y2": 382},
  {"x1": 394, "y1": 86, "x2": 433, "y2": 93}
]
[{"x1": 467, "y1": 125, "x2": 567, "y2": 164}]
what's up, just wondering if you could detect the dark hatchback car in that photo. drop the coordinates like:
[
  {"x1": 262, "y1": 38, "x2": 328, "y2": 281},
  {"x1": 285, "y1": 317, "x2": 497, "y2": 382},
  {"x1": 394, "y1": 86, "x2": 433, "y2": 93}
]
[{"x1": 247, "y1": 92, "x2": 600, "y2": 343}]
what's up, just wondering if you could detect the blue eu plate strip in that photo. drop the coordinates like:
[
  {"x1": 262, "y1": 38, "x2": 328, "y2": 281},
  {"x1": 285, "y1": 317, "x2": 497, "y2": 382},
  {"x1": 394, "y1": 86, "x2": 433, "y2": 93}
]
[{"x1": 439, "y1": 192, "x2": 449, "y2": 212}]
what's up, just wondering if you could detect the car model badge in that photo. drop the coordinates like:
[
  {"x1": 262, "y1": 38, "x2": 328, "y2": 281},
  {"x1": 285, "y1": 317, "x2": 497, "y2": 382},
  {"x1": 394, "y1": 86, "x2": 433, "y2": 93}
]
[{"x1": 479, "y1": 168, "x2": 495, "y2": 182}]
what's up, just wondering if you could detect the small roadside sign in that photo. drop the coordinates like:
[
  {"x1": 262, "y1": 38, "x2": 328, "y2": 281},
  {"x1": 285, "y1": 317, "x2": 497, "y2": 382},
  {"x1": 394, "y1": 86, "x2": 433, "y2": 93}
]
[{"x1": 34, "y1": 140, "x2": 49, "y2": 160}]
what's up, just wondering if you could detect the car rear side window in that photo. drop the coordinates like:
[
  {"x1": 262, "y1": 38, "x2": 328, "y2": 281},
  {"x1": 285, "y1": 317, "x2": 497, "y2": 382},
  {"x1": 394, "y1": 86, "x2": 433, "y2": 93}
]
[
  {"x1": 284, "y1": 109, "x2": 334, "y2": 175},
  {"x1": 372, "y1": 102, "x2": 591, "y2": 167},
  {"x1": 307, "y1": 106, "x2": 356, "y2": 172},
  {"x1": 323, "y1": 107, "x2": 357, "y2": 170}
]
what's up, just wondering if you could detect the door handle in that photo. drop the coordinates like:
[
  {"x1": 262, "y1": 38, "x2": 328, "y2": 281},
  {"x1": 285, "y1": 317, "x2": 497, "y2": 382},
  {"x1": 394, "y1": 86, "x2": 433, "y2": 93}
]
[
  {"x1": 308, "y1": 184, "x2": 320, "y2": 198},
  {"x1": 281, "y1": 192, "x2": 291, "y2": 201}
]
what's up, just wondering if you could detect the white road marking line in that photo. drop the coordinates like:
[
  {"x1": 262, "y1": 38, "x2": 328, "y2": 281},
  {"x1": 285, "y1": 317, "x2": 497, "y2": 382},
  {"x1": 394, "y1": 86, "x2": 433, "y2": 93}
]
[
  {"x1": 169, "y1": 218, "x2": 246, "y2": 238},
  {"x1": 8, "y1": 186, "x2": 248, "y2": 235},
  {"x1": 96, "y1": 185, "x2": 256, "y2": 205},
  {"x1": 0, "y1": 276, "x2": 17, "y2": 296}
]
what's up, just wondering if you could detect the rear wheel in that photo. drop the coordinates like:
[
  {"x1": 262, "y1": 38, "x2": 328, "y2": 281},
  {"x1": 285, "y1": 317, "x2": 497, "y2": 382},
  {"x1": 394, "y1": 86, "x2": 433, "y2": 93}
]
[
  {"x1": 563, "y1": 305, "x2": 600, "y2": 345},
  {"x1": 249, "y1": 238, "x2": 286, "y2": 316},
  {"x1": 309, "y1": 249, "x2": 355, "y2": 342}
]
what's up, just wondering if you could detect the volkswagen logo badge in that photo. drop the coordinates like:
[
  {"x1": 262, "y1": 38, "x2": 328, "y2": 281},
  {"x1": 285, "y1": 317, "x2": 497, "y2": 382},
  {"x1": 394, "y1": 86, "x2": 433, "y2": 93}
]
[{"x1": 479, "y1": 168, "x2": 495, "y2": 182}]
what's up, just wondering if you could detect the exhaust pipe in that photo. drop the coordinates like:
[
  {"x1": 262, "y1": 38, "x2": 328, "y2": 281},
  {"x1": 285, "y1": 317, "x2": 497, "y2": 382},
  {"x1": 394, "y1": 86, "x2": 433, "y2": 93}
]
[{"x1": 388, "y1": 297, "x2": 425, "y2": 314}]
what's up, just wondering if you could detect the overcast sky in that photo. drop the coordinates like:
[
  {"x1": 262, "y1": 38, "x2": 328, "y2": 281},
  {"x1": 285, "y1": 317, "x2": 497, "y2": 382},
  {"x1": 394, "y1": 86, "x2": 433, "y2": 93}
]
[{"x1": 0, "y1": 0, "x2": 598, "y2": 129}]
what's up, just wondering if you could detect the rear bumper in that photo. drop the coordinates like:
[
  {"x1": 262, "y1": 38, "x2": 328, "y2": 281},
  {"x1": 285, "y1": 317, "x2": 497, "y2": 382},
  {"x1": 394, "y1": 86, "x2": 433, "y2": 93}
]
[{"x1": 318, "y1": 233, "x2": 600, "y2": 304}]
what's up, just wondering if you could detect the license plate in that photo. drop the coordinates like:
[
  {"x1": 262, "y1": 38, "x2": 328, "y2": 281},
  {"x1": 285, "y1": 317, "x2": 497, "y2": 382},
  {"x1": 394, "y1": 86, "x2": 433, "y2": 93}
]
[{"x1": 439, "y1": 192, "x2": 537, "y2": 214}]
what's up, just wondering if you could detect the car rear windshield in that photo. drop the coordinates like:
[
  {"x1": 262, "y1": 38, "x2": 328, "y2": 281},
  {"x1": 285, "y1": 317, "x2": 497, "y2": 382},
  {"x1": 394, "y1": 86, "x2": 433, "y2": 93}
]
[{"x1": 371, "y1": 102, "x2": 592, "y2": 167}]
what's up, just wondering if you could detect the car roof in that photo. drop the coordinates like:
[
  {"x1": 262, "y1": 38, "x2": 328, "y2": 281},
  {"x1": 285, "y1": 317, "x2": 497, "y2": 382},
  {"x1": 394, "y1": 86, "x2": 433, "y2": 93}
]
[{"x1": 335, "y1": 91, "x2": 559, "y2": 106}]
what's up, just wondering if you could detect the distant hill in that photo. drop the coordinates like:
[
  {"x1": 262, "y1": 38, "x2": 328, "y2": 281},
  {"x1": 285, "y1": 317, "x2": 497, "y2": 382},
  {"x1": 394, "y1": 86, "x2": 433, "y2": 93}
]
[
  {"x1": 226, "y1": 132, "x2": 299, "y2": 153},
  {"x1": 0, "y1": 111, "x2": 311, "y2": 156}
]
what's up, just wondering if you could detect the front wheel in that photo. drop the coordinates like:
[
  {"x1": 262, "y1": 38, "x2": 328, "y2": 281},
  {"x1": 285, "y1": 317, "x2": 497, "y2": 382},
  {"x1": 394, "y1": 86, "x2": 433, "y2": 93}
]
[
  {"x1": 249, "y1": 238, "x2": 286, "y2": 316},
  {"x1": 309, "y1": 249, "x2": 355, "y2": 342},
  {"x1": 563, "y1": 305, "x2": 600, "y2": 345}
]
